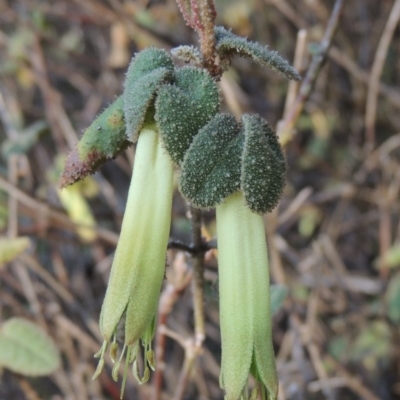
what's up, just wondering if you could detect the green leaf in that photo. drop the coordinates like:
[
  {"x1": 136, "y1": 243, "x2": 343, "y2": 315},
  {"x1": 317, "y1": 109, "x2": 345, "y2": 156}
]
[
  {"x1": 385, "y1": 272, "x2": 400, "y2": 323},
  {"x1": 241, "y1": 114, "x2": 286, "y2": 214},
  {"x1": 328, "y1": 336, "x2": 350, "y2": 361},
  {"x1": 123, "y1": 48, "x2": 175, "y2": 142},
  {"x1": 60, "y1": 96, "x2": 129, "y2": 188},
  {"x1": 180, "y1": 113, "x2": 286, "y2": 213},
  {"x1": 215, "y1": 26, "x2": 301, "y2": 81},
  {"x1": 156, "y1": 66, "x2": 220, "y2": 165},
  {"x1": 374, "y1": 244, "x2": 400, "y2": 270},
  {"x1": 125, "y1": 47, "x2": 174, "y2": 84},
  {"x1": 350, "y1": 321, "x2": 392, "y2": 371},
  {"x1": 0, "y1": 318, "x2": 60, "y2": 376},
  {"x1": 124, "y1": 68, "x2": 173, "y2": 142},
  {"x1": 0, "y1": 236, "x2": 30, "y2": 266},
  {"x1": 179, "y1": 114, "x2": 243, "y2": 208},
  {"x1": 270, "y1": 284, "x2": 288, "y2": 315}
]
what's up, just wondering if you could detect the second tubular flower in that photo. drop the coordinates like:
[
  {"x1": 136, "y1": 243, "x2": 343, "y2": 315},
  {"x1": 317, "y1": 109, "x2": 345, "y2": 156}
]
[
  {"x1": 217, "y1": 191, "x2": 278, "y2": 400},
  {"x1": 180, "y1": 113, "x2": 286, "y2": 400}
]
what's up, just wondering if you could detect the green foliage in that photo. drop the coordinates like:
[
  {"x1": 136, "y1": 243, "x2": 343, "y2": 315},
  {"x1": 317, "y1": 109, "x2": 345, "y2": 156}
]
[
  {"x1": 328, "y1": 335, "x2": 349, "y2": 361},
  {"x1": 79, "y1": 96, "x2": 126, "y2": 158},
  {"x1": 374, "y1": 244, "x2": 400, "y2": 270},
  {"x1": 385, "y1": 272, "x2": 400, "y2": 323},
  {"x1": 0, "y1": 318, "x2": 60, "y2": 376},
  {"x1": 124, "y1": 68, "x2": 173, "y2": 142},
  {"x1": 350, "y1": 321, "x2": 392, "y2": 371},
  {"x1": 241, "y1": 114, "x2": 286, "y2": 214},
  {"x1": 155, "y1": 66, "x2": 220, "y2": 165},
  {"x1": 179, "y1": 113, "x2": 243, "y2": 208},
  {"x1": 124, "y1": 47, "x2": 174, "y2": 84},
  {"x1": 0, "y1": 236, "x2": 30, "y2": 266},
  {"x1": 123, "y1": 48, "x2": 175, "y2": 142},
  {"x1": 215, "y1": 26, "x2": 301, "y2": 81},
  {"x1": 60, "y1": 96, "x2": 129, "y2": 188},
  {"x1": 180, "y1": 113, "x2": 286, "y2": 214}
]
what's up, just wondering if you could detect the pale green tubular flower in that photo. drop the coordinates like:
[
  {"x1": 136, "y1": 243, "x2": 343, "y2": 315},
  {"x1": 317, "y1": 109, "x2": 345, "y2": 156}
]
[
  {"x1": 217, "y1": 191, "x2": 278, "y2": 400},
  {"x1": 93, "y1": 123, "x2": 174, "y2": 395}
]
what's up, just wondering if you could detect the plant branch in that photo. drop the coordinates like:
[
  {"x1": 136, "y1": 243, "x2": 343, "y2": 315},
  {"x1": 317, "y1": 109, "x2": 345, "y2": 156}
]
[
  {"x1": 277, "y1": 0, "x2": 345, "y2": 146},
  {"x1": 175, "y1": 0, "x2": 196, "y2": 29},
  {"x1": 168, "y1": 206, "x2": 206, "y2": 400},
  {"x1": 175, "y1": 0, "x2": 222, "y2": 77},
  {"x1": 190, "y1": 206, "x2": 206, "y2": 346},
  {"x1": 168, "y1": 238, "x2": 216, "y2": 254}
]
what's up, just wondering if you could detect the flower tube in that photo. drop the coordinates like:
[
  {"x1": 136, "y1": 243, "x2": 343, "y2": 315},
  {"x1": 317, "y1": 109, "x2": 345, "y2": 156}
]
[
  {"x1": 217, "y1": 191, "x2": 278, "y2": 400},
  {"x1": 93, "y1": 124, "x2": 174, "y2": 392}
]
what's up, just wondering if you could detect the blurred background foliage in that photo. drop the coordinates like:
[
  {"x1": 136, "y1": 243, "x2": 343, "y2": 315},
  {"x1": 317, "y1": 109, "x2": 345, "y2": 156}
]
[{"x1": 0, "y1": 0, "x2": 400, "y2": 399}]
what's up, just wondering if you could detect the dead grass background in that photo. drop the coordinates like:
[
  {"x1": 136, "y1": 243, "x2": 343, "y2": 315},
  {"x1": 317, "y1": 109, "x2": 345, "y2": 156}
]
[{"x1": 0, "y1": 0, "x2": 400, "y2": 399}]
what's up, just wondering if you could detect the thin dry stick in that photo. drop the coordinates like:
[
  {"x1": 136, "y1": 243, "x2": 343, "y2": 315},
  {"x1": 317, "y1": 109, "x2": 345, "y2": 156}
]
[
  {"x1": 153, "y1": 253, "x2": 192, "y2": 400},
  {"x1": 277, "y1": 0, "x2": 345, "y2": 146},
  {"x1": 190, "y1": 206, "x2": 206, "y2": 347},
  {"x1": 18, "y1": 253, "x2": 75, "y2": 304},
  {"x1": 282, "y1": 29, "x2": 308, "y2": 120},
  {"x1": 0, "y1": 175, "x2": 119, "y2": 245},
  {"x1": 325, "y1": 355, "x2": 381, "y2": 400},
  {"x1": 7, "y1": 156, "x2": 45, "y2": 326},
  {"x1": 16, "y1": 377, "x2": 44, "y2": 400},
  {"x1": 171, "y1": 208, "x2": 206, "y2": 399},
  {"x1": 378, "y1": 187, "x2": 392, "y2": 279},
  {"x1": 305, "y1": 292, "x2": 334, "y2": 400},
  {"x1": 365, "y1": 0, "x2": 400, "y2": 150},
  {"x1": 269, "y1": 0, "x2": 400, "y2": 111}
]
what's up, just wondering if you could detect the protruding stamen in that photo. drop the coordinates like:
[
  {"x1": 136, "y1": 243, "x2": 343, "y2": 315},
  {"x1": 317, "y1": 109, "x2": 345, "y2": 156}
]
[
  {"x1": 146, "y1": 349, "x2": 156, "y2": 371},
  {"x1": 112, "y1": 344, "x2": 127, "y2": 382},
  {"x1": 94, "y1": 340, "x2": 107, "y2": 359},
  {"x1": 250, "y1": 388, "x2": 258, "y2": 400},
  {"x1": 92, "y1": 340, "x2": 108, "y2": 380},
  {"x1": 260, "y1": 384, "x2": 267, "y2": 400},
  {"x1": 120, "y1": 345, "x2": 132, "y2": 400},
  {"x1": 110, "y1": 337, "x2": 118, "y2": 363},
  {"x1": 129, "y1": 341, "x2": 139, "y2": 363},
  {"x1": 132, "y1": 360, "x2": 150, "y2": 384},
  {"x1": 92, "y1": 358, "x2": 105, "y2": 380},
  {"x1": 141, "y1": 367, "x2": 150, "y2": 384},
  {"x1": 132, "y1": 360, "x2": 140, "y2": 383},
  {"x1": 112, "y1": 361, "x2": 121, "y2": 382}
]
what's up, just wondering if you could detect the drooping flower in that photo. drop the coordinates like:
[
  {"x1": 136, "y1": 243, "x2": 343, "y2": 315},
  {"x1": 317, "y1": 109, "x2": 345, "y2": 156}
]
[
  {"x1": 89, "y1": 47, "x2": 220, "y2": 395},
  {"x1": 92, "y1": 123, "x2": 174, "y2": 394},
  {"x1": 217, "y1": 191, "x2": 278, "y2": 400},
  {"x1": 179, "y1": 113, "x2": 286, "y2": 400}
]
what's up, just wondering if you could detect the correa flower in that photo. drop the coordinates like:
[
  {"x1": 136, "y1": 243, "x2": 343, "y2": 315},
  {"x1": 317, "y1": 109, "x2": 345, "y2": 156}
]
[
  {"x1": 179, "y1": 114, "x2": 285, "y2": 400},
  {"x1": 217, "y1": 191, "x2": 278, "y2": 400},
  {"x1": 77, "y1": 47, "x2": 219, "y2": 397},
  {"x1": 92, "y1": 123, "x2": 174, "y2": 395}
]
